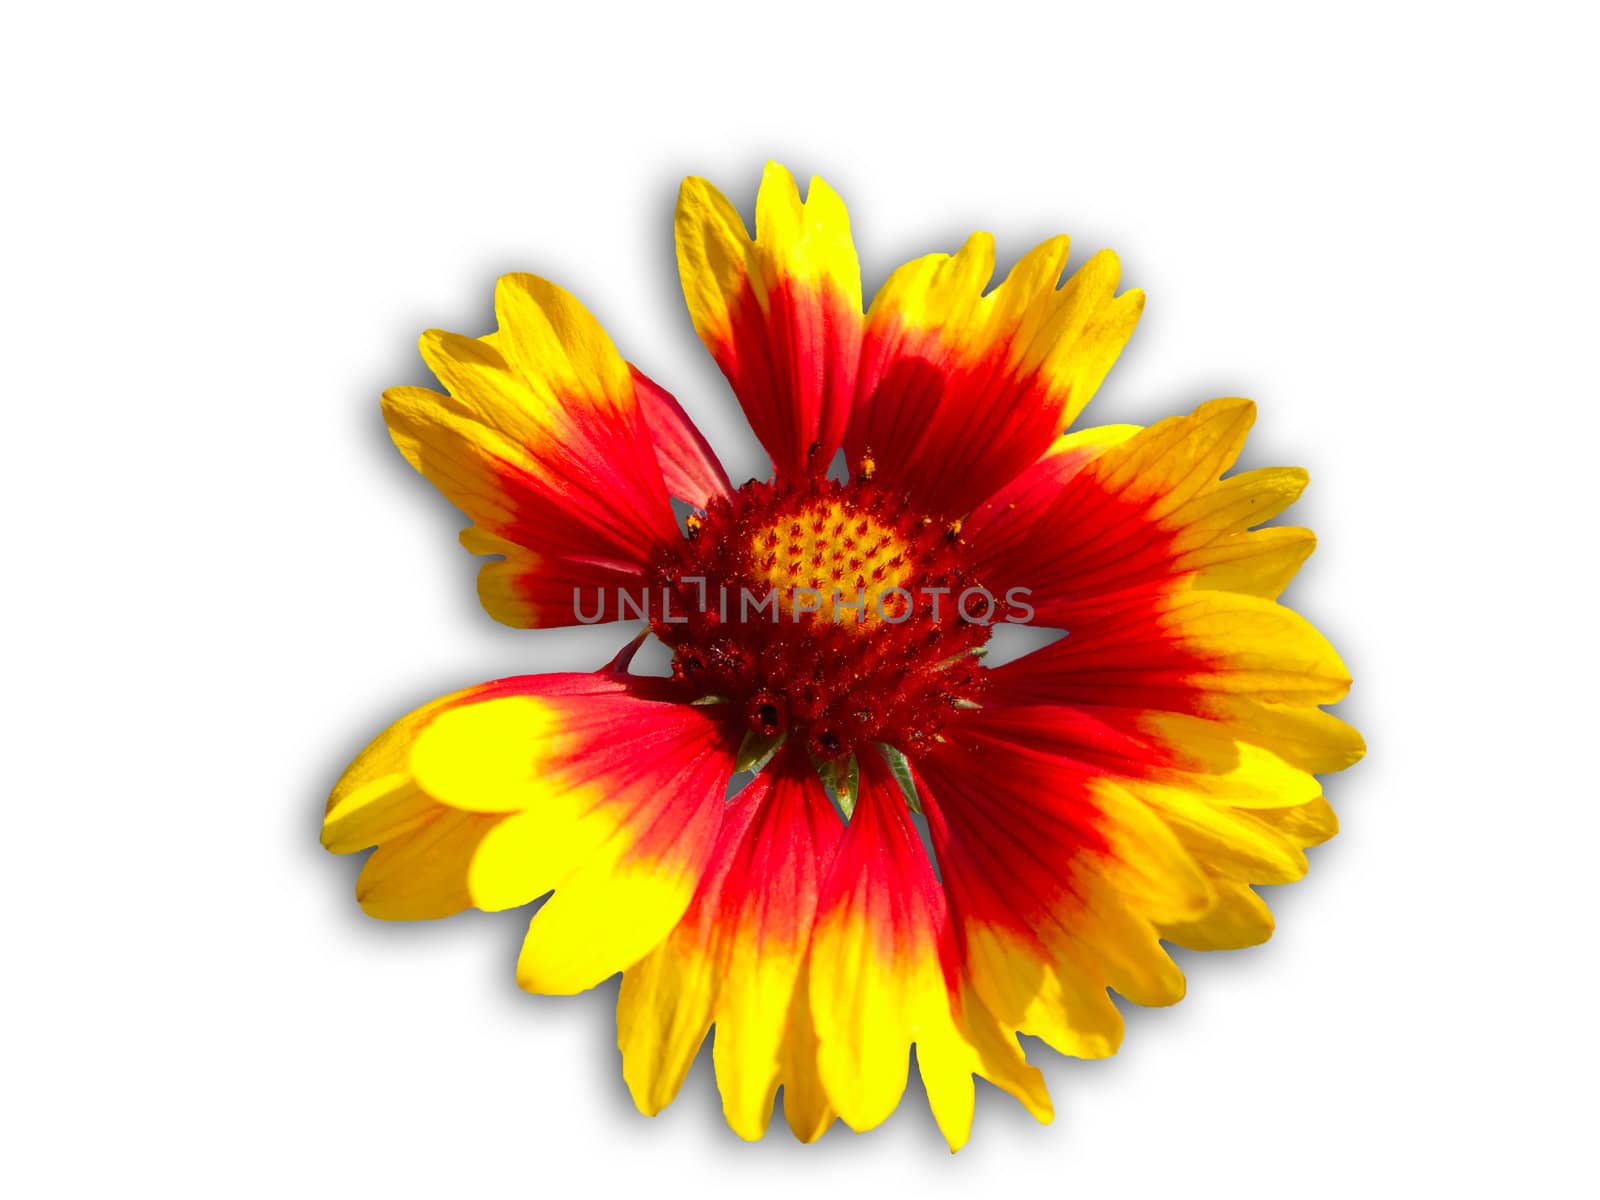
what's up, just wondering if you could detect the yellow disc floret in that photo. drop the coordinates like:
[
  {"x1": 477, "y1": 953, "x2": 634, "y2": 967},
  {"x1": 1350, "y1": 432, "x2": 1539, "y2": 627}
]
[{"x1": 748, "y1": 498, "x2": 914, "y2": 626}]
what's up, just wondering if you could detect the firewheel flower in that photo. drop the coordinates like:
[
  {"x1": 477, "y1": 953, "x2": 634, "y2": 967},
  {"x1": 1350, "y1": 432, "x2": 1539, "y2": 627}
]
[{"x1": 323, "y1": 163, "x2": 1362, "y2": 1149}]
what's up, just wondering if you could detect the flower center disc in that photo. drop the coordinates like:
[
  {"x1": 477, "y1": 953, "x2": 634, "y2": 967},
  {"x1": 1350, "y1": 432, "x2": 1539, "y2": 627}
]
[{"x1": 648, "y1": 470, "x2": 998, "y2": 761}]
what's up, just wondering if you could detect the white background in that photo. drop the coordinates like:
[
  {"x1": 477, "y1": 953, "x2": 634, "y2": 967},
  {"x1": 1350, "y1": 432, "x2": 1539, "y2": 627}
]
[{"x1": 5, "y1": 2, "x2": 1595, "y2": 1195}]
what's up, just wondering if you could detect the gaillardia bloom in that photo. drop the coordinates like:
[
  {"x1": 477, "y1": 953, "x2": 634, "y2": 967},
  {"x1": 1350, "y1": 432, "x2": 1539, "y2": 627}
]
[{"x1": 324, "y1": 163, "x2": 1362, "y2": 1149}]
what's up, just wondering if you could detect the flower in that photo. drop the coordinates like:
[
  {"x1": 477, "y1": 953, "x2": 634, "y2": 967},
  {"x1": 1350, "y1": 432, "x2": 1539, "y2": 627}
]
[{"x1": 323, "y1": 162, "x2": 1363, "y2": 1150}]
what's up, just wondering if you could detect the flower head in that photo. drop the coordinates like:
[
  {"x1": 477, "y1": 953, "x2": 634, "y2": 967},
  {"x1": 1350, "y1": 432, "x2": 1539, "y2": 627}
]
[{"x1": 324, "y1": 163, "x2": 1362, "y2": 1149}]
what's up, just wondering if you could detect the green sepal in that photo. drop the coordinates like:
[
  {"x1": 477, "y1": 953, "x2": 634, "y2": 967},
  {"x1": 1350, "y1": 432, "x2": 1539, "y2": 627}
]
[
  {"x1": 735, "y1": 728, "x2": 787, "y2": 775},
  {"x1": 879, "y1": 744, "x2": 922, "y2": 814},
  {"x1": 817, "y1": 754, "x2": 860, "y2": 819}
]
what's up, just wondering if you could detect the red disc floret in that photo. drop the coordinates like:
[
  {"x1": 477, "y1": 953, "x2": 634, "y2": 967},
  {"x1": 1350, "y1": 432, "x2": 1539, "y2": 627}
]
[{"x1": 647, "y1": 473, "x2": 998, "y2": 760}]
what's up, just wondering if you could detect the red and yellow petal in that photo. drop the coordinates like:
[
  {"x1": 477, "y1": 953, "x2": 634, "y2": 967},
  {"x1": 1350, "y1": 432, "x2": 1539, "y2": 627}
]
[
  {"x1": 982, "y1": 412, "x2": 1360, "y2": 768},
  {"x1": 846, "y1": 232, "x2": 1144, "y2": 518},
  {"x1": 323, "y1": 672, "x2": 739, "y2": 992},
  {"x1": 968, "y1": 398, "x2": 1317, "y2": 625},
  {"x1": 808, "y1": 751, "x2": 1051, "y2": 1150},
  {"x1": 617, "y1": 748, "x2": 842, "y2": 1140},
  {"x1": 676, "y1": 162, "x2": 863, "y2": 479},
  {"x1": 630, "y1": 365, "x2": 732, "y2": 508},
  {"x1": 982, "y1": 555, "x2": 1361, "y2": 954},
  {"x1": 917, "y1": 732, "x2": 1210, "y2": 1064},
  {"x1": 383, "y1": 273, "x2": 683, "y2": 627},
  {"x1": 985, "y1": 588, "x2": 1363, "y2": 793},
  {"x1": 948, "y1": 704, "x2": 1339, "y2": 953},
  {"x1": 990, "y1": 587, "x2": 1362, "y2": 771}
]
